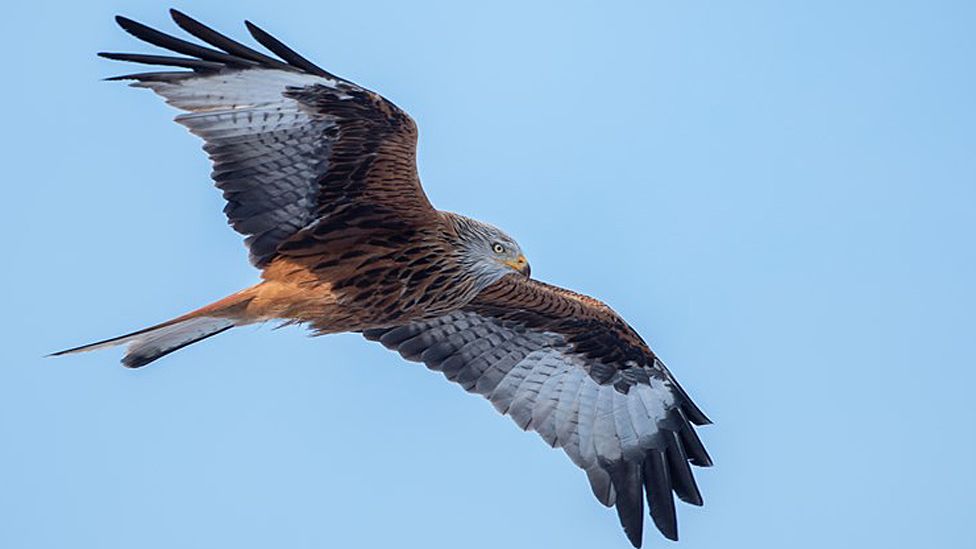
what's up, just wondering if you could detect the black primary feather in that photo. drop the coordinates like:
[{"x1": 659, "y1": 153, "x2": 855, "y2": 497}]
[
  {"x1": 608, "y1": 461, "x2": 645, "y2": 547},
  {"x1": 97, "y1": 52, "x2": 224, "y2": 72},
  {"x1": 244, "y1": 20, "x2": 336, "y2": 78},
  {"x1": 677, "y1": 409, "x2": 714, "y2": 467},
  {"x1": 114, "y1": 16, "x2": 256, "y2": 68},
  {"x1": 643, "y1": 451, "x2": 678, "y2": 541},
  {"x1": 665, "y1": 431, "x2": 704, "y2": 506},
  {"x1": 168, "y1": 9, "x2": 294, "y2": 71}
]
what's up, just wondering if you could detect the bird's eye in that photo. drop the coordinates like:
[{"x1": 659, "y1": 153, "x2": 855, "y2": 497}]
[{"x1": 492, "y1": 243, "x2": 505, "y2": 254}]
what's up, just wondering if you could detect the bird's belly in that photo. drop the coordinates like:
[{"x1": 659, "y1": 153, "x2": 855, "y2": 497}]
[{"x1": 256, "y1": 254, "x2": 473, "y2": 332}]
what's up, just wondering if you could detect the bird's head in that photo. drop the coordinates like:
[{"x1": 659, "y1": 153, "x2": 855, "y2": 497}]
[
  {"x1": 448, "y1": 213, "x2": 531, "y2": 286},
  {"x1": 486, "y1": 235, "x2": 531, "y2": 278}
]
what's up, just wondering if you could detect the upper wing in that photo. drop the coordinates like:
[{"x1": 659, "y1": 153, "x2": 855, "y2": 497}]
[
  {"x1": 102, "y1": 10, "x2": 436, "y2": 266},
  {"x1": 363, "y1": 275, "x2": 712, "y2": 548}
]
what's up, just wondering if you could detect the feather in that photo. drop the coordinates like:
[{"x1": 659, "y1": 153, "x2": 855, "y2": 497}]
[
  {"x1": 104, "y1": 71, "x2": 190, "y2": 82},
  {"x1": 114, "y1": 16, "x2": 255, "y2": 68},
  {"x1": 586, "y1": 466, "x2": 615, "y2": 508},
  {"x1": 593, "y1": 384, "x2": 622, "y2": 462},
  {"x1": 169, "y1": 9, "x2": 294, "y2": 70},
  {"x1": 612, "y1": 388, "x2": 642, "y2": 461},
  {"x1": 98, "y1": 52, "x2": 224, "y2": 71},
  {"x1": 552, "y1": 367, "x2": 586, "y2": 450},
  {"x1": 665, "y1": 431, "x2": 703, "y2": 506},
  {"x1": 643, "y1": 451, "x2": 678, "y2": 541},
  {"x1": 575, "y1": 379, "x2": 601, "y2": 467},
  {"x1": 608, "y1": 461, "x2": 645, "y2": 547},
  {"x1": 244, "y1": 20, "x2": 334, "y2": 78},
  {"x1": 51, "y1": 316, "x2": 235, "y2": 368},
  {"x1": 529, "y1": 363, "x2": 570, "y2": 445},
  {"x1": 677, "y1": 409, "x2": 713, "y2": 467},
  {"x1": 508, "y1": 352, "x2": 558, "y2": 430}
]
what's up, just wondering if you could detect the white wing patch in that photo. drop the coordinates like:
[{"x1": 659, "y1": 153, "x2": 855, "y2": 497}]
[
  {"x1": 363, "y1": 299, "x2": 710, "y2": 546},
  {"x1": 364, "y1": 313, "x2": 686, "y2": 507},
  {"x1": 134, "y1": 69, "x2": 329, "y2": 112},
  {"x1": 122, "y1": 68, "x2": 350, "y2": 265}
]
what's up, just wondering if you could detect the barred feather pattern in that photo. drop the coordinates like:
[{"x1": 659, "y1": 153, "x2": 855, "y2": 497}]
[
  {"x1": 364, "y1": 275, "x2": 713, "y2": 547},
  {"x1": 102, "y1": 11, "x2": 435, "y2": 267},
  {"x1": 94, "y1": 11, "x2": 714, "y2": 547}
]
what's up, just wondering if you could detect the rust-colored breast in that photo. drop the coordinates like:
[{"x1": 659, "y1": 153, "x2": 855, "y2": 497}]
[{"x1": 258, "y1": 218, "x2": 480, "y2": 333}]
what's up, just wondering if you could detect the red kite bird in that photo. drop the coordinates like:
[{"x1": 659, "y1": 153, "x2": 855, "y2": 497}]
[{"x1": 55, "y1": 10, "x2": 712, "y2": 547}]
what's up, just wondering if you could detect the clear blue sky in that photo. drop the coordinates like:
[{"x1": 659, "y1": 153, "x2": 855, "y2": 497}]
[{"x1": 2, "y1": 1, "x2": 974, "y2": 547}]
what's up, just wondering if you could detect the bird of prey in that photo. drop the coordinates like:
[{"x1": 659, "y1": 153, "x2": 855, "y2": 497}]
[{"x1": 54, "y1": 10, "x2": 712, "y2": 547}]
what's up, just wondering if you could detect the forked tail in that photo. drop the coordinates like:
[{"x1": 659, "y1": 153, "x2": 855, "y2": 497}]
[{"x1": 51, "y1": 286, "x2": 259, "y2": 368}]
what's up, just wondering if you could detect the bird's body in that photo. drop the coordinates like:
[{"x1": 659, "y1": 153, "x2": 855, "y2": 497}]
[
  {"x1": 204, "y1": 212, "x2": 521, "y2": 332},
  {"x1": 55, "y1": 11, "x2": 713, "y2": 547}
]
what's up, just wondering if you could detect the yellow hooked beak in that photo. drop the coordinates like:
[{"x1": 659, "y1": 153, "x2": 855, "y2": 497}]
[{"x1": 503, "y1": 255, "x2": 532, "y2": 279}]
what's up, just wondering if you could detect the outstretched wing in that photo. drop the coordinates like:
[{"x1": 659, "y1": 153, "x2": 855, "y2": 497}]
[
  {"x1": 363, "y1": 276, "x2": 712, "y2": 548},
  {"x1": 102, "y1": 10, "x2": 436, "y2": 266}
]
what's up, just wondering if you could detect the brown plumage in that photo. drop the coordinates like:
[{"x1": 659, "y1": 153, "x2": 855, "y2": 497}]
[{"x1": 53, "y1": 11, "x2": 712, "y2": 547}]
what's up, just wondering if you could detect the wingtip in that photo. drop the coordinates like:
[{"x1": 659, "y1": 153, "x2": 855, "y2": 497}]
[
  {"x1": 114, "y1": 14, "x2": 137, "y2": 30},
  {"x1": 113, "y1": 14, "x2": 155, "y2": 42},
  {"x1": 691, "y1": 409, "x2": 714, "y2": 426},
  {"x1": 101, "y1": 73, "x2": 156, "y2": 82},
  {"x1": 653, "y1": 514, "x2": 679, "y2": 543},
  {"x1": 169, "y1": 8, "x2": 194, "y2": 28},
  {"x1": 242, "y1": 19, "x2": 278, "y2": 50},
  {"x1": 696, "y1": 409, "x2": 714, "y2": 426},
  {"x1": 619, "y1": 509, "x2": 646, "y2": 548},
  {"x1": 242, "y1": 20, "x2": 266, "y2": 45},
  {"x1": 242, "y1": 20, "x2": 274, "y2": 49},
  {"x1": 47, "y1": 345, "x2": 86, "y2": 358}
]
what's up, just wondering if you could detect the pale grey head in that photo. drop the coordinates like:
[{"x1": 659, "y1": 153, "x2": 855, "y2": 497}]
[{"x1": 446, "y1": 213, "x2": 531, "y2": 291}]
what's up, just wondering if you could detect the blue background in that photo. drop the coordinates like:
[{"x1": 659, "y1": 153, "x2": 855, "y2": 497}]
[{"x1": 2, "y1": 1, "x2": 974, "y2": 548}]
